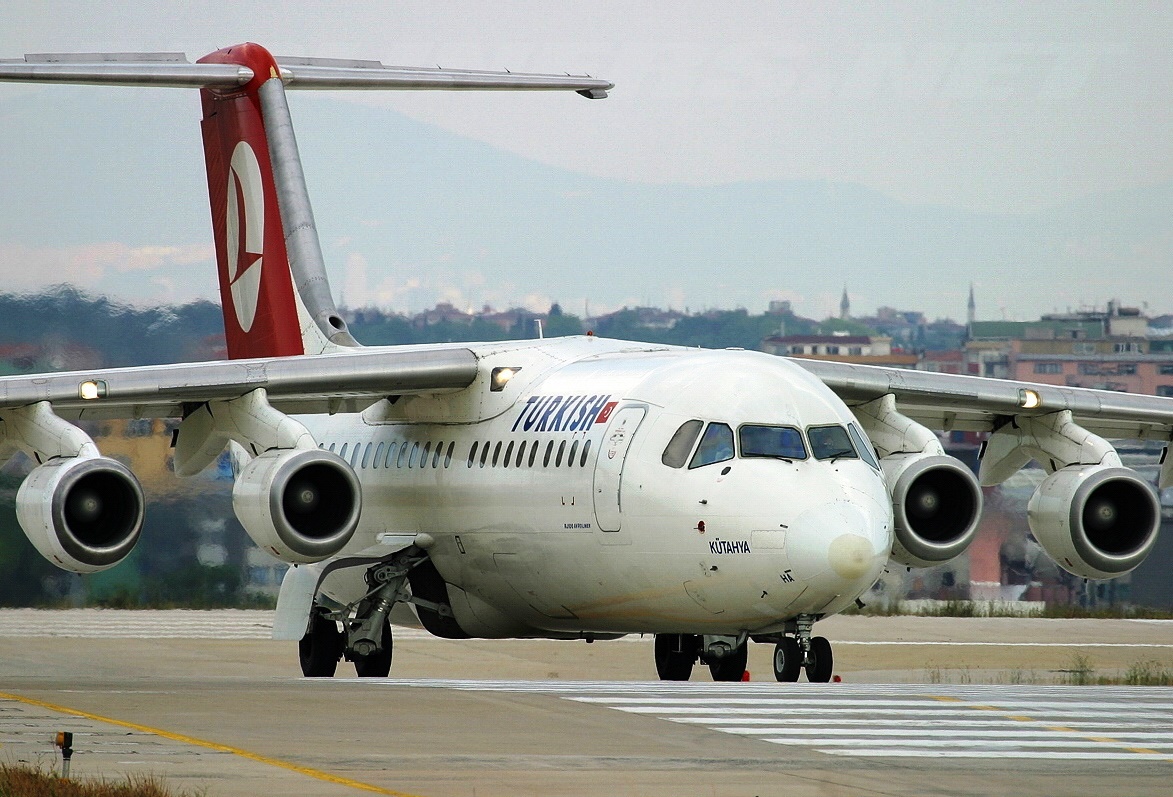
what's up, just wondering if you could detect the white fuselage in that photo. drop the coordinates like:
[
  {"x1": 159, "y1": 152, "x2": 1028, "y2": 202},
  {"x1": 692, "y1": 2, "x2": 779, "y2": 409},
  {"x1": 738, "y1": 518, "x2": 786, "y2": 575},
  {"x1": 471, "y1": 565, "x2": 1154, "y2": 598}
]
[{"x1": 299, "y1": 337, "x2": 893, "y2": 639}]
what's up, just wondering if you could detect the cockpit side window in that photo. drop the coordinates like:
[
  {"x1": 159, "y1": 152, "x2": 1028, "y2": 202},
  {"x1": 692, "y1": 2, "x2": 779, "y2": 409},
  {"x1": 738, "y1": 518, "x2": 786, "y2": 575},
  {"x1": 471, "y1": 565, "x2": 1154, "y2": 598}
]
[
  {"x1": 739, "y1": 424, "x2": 807, "y2": 460},
  {"x1": 808, "y1": 425, "x2": 859, "y2": 461},
  {"x1": 662, "y1": 419, "x2": 704, "y2": 468},
  {"x1": 847, "y1": 423, "x2": 881, "y2": 470},
  {"x1": 689, "y1": 422, "x2": 735, "y2": 469}
]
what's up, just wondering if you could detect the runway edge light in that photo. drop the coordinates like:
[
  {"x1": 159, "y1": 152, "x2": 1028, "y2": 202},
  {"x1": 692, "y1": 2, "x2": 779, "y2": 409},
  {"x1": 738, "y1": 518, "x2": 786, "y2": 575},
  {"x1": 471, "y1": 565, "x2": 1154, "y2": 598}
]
[{"x1": 55, "y1": 730, "x2": 74, "y2": 778}]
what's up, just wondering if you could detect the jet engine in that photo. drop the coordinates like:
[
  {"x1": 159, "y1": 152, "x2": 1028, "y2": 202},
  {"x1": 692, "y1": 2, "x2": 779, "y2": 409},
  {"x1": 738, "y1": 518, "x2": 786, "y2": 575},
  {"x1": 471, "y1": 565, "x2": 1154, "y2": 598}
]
[
  {"x1": 232, "y1": 448, "x2": 361, "y2": 563},
  {"x1": 881, "y1": 452, "x2": 983, "y2": 568},
  {"x1": 1027, "y1": 464, "x2": 1159, "y2": 580},
  {"x1": 16, "y1": 456, "x2": 145, "y2": 573}
]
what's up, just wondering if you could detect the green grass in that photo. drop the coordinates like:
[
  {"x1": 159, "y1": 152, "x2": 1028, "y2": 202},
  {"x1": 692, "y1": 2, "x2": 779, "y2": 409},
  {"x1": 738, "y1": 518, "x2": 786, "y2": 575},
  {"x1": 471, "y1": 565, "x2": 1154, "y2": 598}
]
[{"x1": 0, "y1": 764, "x2": 200, "y2": 797}]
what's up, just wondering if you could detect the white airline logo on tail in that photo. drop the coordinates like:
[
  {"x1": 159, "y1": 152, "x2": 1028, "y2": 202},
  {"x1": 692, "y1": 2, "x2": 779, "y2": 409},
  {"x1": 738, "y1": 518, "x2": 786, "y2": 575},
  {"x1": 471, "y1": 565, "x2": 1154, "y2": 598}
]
[{"x1": 225, "y1": 141, "x2": 265, "y2": 333}]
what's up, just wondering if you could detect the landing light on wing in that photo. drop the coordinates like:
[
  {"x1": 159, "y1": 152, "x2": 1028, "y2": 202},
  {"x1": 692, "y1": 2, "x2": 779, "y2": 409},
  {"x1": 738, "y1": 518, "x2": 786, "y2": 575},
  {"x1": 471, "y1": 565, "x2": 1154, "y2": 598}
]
[
  {"x1": 1018, "y1": 388, "x2": 1042, "y2": 409},
  {"x1": 490, "y1": 367, "x2": 521, "y2": 392},
  {"x1": 78, "y1": 380, "x2": 107, "y2": 400}
]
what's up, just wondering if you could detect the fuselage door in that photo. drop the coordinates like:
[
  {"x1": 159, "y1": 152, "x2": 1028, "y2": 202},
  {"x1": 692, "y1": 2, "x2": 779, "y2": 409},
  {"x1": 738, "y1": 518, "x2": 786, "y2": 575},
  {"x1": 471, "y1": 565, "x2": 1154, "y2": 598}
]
[{"x1": 593, "y1": 405, "x2": 646, "y2": 532}]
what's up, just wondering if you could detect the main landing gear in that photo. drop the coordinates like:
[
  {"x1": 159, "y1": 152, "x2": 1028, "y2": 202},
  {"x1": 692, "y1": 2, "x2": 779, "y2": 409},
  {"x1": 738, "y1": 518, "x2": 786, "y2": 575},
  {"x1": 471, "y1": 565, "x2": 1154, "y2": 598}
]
[
  {"x1": 299, "y1": 547, "x2": 438, "y2": 678},
  {"x1": 653, "y1": 633, "x2": 749, "y2": 682},
  {"x1": 299, "y1": 607, "x2": 396, "y2": 678},
  {"x1": 653, "y1": 616, "x2": 834, "y2": 683}
]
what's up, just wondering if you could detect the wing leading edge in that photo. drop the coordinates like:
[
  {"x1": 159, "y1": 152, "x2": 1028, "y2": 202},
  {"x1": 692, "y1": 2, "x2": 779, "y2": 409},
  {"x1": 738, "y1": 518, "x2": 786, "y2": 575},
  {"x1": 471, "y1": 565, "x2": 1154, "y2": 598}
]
[
  {"x1": 0, "y1": 51, "x2": 613, "y2": 96},
  {"x1": 796, "y1": 358, "x2": 1173, "y2": 442},
  {"x1": 0, "y1": 348, "x2": 479, "y2": 421}
]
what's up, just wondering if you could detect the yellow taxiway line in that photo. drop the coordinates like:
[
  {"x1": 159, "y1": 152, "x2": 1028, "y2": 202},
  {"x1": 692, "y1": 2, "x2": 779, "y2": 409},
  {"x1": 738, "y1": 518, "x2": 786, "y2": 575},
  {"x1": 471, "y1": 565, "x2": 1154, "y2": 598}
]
[{"x1": 0, "y1": 690, "x2": 425, "y2": 796}]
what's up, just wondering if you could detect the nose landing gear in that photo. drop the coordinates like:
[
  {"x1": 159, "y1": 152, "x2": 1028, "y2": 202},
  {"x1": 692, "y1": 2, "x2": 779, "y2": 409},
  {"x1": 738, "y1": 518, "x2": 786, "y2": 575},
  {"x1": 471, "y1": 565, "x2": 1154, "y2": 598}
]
[{"x1": 772, "y1": 614, "x2": 834, "y2": 682}]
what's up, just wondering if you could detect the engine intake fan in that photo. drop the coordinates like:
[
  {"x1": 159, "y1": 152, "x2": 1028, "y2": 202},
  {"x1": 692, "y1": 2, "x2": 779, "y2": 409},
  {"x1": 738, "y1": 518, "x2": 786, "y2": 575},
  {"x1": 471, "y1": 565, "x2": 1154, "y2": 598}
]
[
  {"x1": 883, "y1": 453, "x2": 983, "y2": 568},
  {"x1": 232, "y1": 448, "x2": 361, "y2": 563},
  {"x1": 16, "y1": 456, "x2": 145, "y2": 573},
  {"x1": 1028, "y1": 465, "x2": 1159, "y2": 579}
]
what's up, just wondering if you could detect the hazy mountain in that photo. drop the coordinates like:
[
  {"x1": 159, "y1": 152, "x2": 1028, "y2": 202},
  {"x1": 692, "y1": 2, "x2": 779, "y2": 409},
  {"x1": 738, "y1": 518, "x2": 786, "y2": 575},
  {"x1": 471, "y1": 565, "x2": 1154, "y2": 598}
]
[{"x1": 1, "y1": 89, "x2": 1168, "y2": 321}]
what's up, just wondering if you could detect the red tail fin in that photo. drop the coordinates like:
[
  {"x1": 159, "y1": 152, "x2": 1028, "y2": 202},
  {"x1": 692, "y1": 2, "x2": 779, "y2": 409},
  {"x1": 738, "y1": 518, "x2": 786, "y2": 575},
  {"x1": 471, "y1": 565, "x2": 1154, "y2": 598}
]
[{"x1": 198, "y1": 44, "x2": 303, "y2": 359}]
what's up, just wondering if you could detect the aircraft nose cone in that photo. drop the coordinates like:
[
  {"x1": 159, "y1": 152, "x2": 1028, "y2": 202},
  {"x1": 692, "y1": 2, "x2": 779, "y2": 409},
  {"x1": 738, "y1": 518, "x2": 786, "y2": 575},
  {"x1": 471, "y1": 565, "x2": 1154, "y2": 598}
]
[
  {"x1": 788, "y1": 500, "x2": 888, "y2": 584},
  {"x1": 828, "y1": 532, "x2": 876, "y2": 580}
]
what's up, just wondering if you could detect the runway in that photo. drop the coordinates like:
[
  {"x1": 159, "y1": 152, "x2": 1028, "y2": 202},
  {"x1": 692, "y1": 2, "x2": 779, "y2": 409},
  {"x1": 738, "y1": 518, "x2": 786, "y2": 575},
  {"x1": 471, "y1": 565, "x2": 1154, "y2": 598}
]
[
  {"x1": 0, "y1": 611, "x2": 1171, "y2": 796},
  {"x1": 376, "y1": 680, "x2": 1173, "y2": 762}
]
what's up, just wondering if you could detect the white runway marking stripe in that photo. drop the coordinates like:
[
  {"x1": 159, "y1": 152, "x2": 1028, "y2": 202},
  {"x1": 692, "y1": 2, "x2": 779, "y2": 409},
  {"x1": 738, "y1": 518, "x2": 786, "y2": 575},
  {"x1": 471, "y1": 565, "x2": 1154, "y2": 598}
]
[
  {"x1": 384, "y1": 680, "x2": 1173, "y2": 762},
  {"x1": 837, "y1": 641, "x2": 1173, "y2": 648},
  {"x1": 713, "y1": 727, "x2": 1173, "y2": 741},
  {"x1": 367, "y1": 680, "x2": 1173, "y2": 761},
  {"x1": 827, "y1": 750, "x2": 1170, "y2": 760}
]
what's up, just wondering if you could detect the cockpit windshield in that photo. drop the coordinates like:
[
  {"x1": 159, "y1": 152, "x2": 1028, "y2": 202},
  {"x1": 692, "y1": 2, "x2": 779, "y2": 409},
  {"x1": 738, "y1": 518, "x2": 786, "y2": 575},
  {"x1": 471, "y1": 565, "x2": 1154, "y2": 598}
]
[
  {"x1": 807, "y1": 425, "x2": 859, "y2": 461},
  {"x1": 739, "y1": 425, "x2": 807, "y2": 461},
  {"x1": 689, "y1": 422, "x2": 735, "y2": 468}
]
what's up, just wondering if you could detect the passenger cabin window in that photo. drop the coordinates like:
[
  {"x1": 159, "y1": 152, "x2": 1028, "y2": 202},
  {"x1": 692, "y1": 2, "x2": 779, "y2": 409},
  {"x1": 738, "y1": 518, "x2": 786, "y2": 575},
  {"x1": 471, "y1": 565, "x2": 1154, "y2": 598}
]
[
  {"x1": 739, "y1": 425, "x2": 807, "y2": 461},
  {"x1": 847, "y1": 423, "x2": 881, "y2": 470},
  {"x1": 384, "y1": 442, "x2": 398, "y2": 468},
  {"x1": 808, "y1": 425, "x2": 859, "y2": 461},
  {"x1": 689, "y1": 422, "x2": 735, "y2": 469},
  {"x1": 662, "y1": 419, "x2": 704, "y2": 468}
]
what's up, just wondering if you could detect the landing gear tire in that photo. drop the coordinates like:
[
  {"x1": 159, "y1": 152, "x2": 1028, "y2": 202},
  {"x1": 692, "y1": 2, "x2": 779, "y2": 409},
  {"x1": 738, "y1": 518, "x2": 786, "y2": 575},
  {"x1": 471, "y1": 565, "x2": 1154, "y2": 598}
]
[
  {"x1": 772, "y1": 637, "x2": 802, "y2": 682},
  {"x1": 654, "y1": 633, "x2": 697, "y2": 681},
  {"x1": 353, "y1": 619, "x2": 394, "y2": 678},
  {"x1": 299, "y1": 611, "x2": 343, "y2": 678},
  {"x1": 805, "y1": 636, "x2": 833, "y2": 683},
  {"x1": 707, "y1": 643, "x2": 748, "y2": 682}
]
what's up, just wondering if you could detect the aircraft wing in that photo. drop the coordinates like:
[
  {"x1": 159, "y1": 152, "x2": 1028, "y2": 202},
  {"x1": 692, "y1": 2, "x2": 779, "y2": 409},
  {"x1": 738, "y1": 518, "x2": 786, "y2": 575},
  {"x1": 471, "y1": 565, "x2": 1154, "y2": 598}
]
[
  {"x1": 793, "y1": 359, "x2": 1173, "y2": 442},
  {"x1": 0, "y1": 52, "x2": 612, "y2": 96},
  {"x1": 0, "y1": 348, "x2": 479, "y2": 421}
]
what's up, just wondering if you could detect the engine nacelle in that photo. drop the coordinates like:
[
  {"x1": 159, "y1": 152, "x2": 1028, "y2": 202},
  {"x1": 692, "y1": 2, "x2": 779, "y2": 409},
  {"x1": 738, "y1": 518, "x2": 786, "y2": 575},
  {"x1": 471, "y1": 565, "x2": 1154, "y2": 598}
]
[
  {"x1": 16, "y1": 456, "x2": 145, "y2": 573},
  {"x1": 882, "y1": 453, "x2": 983, "y2": 568},
  {"x1": 1028, "y1": 465, "x2": 1159, "y2": 580},
  {"x1": 232, "y1": 448, "x2": 361, "y2": 563}
]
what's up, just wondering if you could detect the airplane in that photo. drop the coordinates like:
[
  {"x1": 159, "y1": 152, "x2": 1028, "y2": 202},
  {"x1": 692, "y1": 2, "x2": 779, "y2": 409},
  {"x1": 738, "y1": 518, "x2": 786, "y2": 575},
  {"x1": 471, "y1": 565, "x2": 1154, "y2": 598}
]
[{"x1": 0, "y1": 43, "x2": 1166, "y2": 683}]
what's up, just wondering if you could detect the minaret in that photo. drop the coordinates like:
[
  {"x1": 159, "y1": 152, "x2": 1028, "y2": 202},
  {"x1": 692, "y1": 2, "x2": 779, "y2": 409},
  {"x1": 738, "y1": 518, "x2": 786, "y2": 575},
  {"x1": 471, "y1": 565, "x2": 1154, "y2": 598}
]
[
  {"x1": 967, "y1": 283, "x2": 976, "y2": 326},
  {"x1": 839, "y1": 286, "x2": 850, "y2": 320}
]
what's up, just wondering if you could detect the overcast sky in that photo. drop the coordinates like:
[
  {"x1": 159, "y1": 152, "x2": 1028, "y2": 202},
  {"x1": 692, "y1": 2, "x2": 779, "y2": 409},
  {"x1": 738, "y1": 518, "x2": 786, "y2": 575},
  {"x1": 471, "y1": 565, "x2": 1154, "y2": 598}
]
[{"x1": 1, "y1": 2, "x2": 1170, "y2": 321}]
